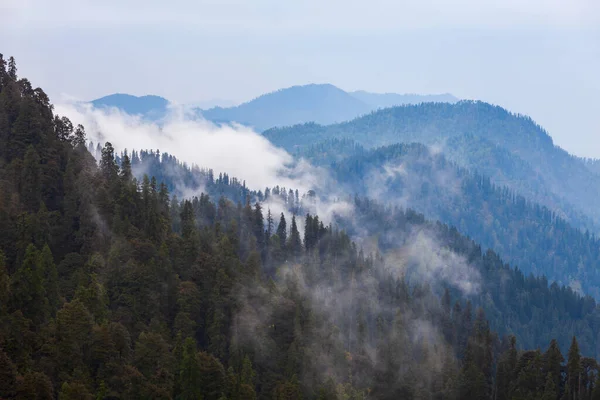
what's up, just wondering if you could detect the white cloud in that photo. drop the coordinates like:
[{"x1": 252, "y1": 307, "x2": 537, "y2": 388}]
[{"x1": 54, "y1": 103, "x2": 317, "y2": 192}]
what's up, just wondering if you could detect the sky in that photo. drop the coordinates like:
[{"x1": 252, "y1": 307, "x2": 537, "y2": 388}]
[{"x1": 1, "y1": 0, "x2": 599, "y2": 157}]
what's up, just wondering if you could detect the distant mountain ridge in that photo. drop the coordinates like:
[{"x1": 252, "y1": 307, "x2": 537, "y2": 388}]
[
  {"x1": 91, "y1": 93, "x2": 170, "y2": 120},
  {"x1": 89, "y1": 84, "x2": 459, "y2": 128},
  {"x1": 264, "y1": 101, "x2": 600, "y2": 230}
]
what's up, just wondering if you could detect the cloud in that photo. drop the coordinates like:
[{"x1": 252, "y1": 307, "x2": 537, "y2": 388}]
[{"x1": 55, "y1": 103, "x2": 319, "y2": 193}]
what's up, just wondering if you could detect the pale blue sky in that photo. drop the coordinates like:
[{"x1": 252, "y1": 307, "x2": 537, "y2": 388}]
[{"x1": 1, "y1": 0, "x2": 599, "y2": 157}]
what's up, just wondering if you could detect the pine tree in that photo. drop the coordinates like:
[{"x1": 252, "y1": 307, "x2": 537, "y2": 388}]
[
  {"x1": 287, "y1": 215, "x2": 302, "y2": 260},
  {"x1": 277, "y1": 213, "x2": 287, "y2": 248},
  {"x1": 10, "y1": 244, "x2": 47, "y2": 324},
  {"x1": 266, "y1": 208, "x2": 274, "y2": 239},
  {"x1": 177, "y1": 337, "x2": 202, "y2": 400},
  {"x1": 8, "y1": 56, "x2": 17, "y2": 80},
  {"x1": 39, "y1": 244, "x2": 60, "y2": 314},
  {"x1": 21, "y1": 145, "x2": 42, "y2": 212},
  {"x1": 568, "y1": 336, "x2": 581, "y2": 400},
  {"x1": 544, "y1": 338, "x2": 564, "y2": 399},
  {"x1": 100, "y1": 142, "x2": 119, "y2": 182},
  {"x1": 72, "y1": 124, "x2": 86, "y2": 148}
]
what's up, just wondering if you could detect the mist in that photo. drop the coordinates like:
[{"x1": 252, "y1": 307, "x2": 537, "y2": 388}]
[{"x1": 55, "y1": 102, "x2": 322, "y2": 194}]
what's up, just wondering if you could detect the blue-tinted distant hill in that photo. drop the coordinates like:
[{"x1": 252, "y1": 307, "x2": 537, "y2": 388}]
[
  {"x1": 91, "y1": 85, "x2": 459, "y2": 130},
  {"x1": 198, "y1": 84, "x2": 459, "y2": 131},
  {"x1": 90, "y1": 93, "x2": 170, "y2": 121},
  {"x1": 350, "y1": 90, "x2": 458, "y2": 109},
  {"x1": 264, "y1": 101, "x2": 600, "y2": 229},
  {"x1": 199, "y1": 84, "x2": 370, "y2": 131}
]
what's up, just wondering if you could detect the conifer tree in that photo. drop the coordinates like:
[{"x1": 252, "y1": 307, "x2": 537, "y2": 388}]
[
  {"x1": 10, "y1": 244, "x2": 47, "y2": 324},
  {"x1": 544, "y1": 339, "x2": 564, "y2": 398},
  {"x1": 177, "y1": 337, "x2": 202, "y2": 400},
  {"x1": 288, "y1": 215, "x2": 302, "y2": 259},
  {"x1": 568, "y1": 336, "x2": 581, "y2": 400},
  {"x1": 39, "y1": 244, "x2": 60, "y2": 314},
  {"x1": 21, "y1": 145, "x2": 41, "y2": 212},
  {"x1": 277, "y1": 212, "x2": 287, "y2": 248}
]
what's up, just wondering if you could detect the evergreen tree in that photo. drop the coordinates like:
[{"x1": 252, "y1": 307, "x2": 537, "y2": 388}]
[
  {"x1": 10, "y1": 244, "x2": 47, "y2": 324},
  {"x1": 287, "y1": 215, "x2": 302, "y2": 259},
  {"x1": 544, "y1": 339, "x2": 564, "y2": 399},
  {"x1": 39, "y1": 244, "x2": 60, "y2": 314},
  {"x1": 177, "y1": 337, "x2": 202, "y2": 400},
  {"x1": 568, "y1": 336, "x2": 581, "y2": 400},
  {"x1": 21, "y1": 145, "x2": 41, "y2": 212},
  {"x1": 277, "y1": 213, "x2": 287, "y2": 248}
]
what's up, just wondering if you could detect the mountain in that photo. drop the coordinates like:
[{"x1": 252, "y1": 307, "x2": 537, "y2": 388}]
[
  {"x1": 350, "y1": 90, "x2": 458, "y2": 108},
  {"x1": 199, "y1": 84, "x2": 460, "y2": 131},
  {"x1": 311, "y1": 141, "x2": 600, "y2": 297},
  {"x1": 90, "y1": 93, "x2": 170, "y2": 120},
  {"x1": 3, "y1": 54, "x2": 600, "y2": 399},
  {"x1": 199, "y1": 83, "x2": 371, "y2": 131},
  {"x1": 90, "y1": 86, "x2": 460, "y2": 131},
  {"x1": 118, "y1": 146, "x2": 600, "y2": 358},
  {"x1": 264, "y1": 101, "x2": 600, "y2": 230}
]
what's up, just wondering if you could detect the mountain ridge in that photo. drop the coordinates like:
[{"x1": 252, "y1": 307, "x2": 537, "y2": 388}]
[
  {"x1": 264, "y1": 100, "x2": 600, "y2": 230},
  {"x1": 89, "y1": 84, "x2": 460, "y2": 128}
]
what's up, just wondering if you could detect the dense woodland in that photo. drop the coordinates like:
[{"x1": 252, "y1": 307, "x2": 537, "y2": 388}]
[
  {"x1": 125, "y1": 148, "x2": 600, "y2": 359},
  {"x1": 323, "y1": 141, "x2": 600, "y2": 298},
  {"x1": 4, "y1": 55, "x2": 600, "y2": 400},
  {"x1": 263, "y1": 103, "x2": 600, "y2": 231}
]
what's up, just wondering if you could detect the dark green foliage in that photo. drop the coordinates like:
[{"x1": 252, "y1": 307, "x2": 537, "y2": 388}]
[
  {"x1": 176, "y1": 337, "x2": 202, "y2": 400},
  {"x1": 0, "y1": 348, "x2": 17, "y2": 398},
  {"x1": 1, "y1": 55, "x2": 600, "y2": 400}
]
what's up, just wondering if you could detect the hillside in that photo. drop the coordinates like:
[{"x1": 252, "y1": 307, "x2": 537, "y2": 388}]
[
  {"x1": 315, "y1": 141, "x2": 600, "y2": 297},
  {"x1": 264, "y1": 101, "x2": 600, "y2": 229},
  {"x1": 3, "y1": 55, "x2": 600, "y2": 399}
]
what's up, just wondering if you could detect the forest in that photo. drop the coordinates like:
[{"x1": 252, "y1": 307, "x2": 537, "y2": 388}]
[
  {"x1": 3, "y1": 54, "x2": 600, "y2": 400},
  {"x1": 263, "y1": 102, "x2": 600, "y2": 231}
]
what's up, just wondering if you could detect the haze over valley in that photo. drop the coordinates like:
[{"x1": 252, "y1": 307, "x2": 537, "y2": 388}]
[{"x1": 1, "y1": 1, "x2": 600, "y2": 399}]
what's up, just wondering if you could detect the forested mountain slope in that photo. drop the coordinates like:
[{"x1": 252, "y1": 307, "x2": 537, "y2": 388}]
[
  {"x1": 4, "y1": 54, "x2": 600, "y2": 399},
  {"x1": 114, "y1": 144, "x2": 600, "y2": 358},
  {"x1": 264, "y1": 102, "x2": 600, "y2": 230},
  {"x1": 294, "y1": 140, "x2": 600, "y2": 297}
]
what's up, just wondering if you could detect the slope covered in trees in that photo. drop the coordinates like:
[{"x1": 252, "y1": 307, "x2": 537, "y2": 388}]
[
  {"x1": 4, "y1": 54, "x2": 600, "y2": 399},
  {"x1": 316, "y1": 141, "x2": 600, "y2": 298},
  {"x1": 264, "y1": 102, "x2": 600, "y2": 230}
]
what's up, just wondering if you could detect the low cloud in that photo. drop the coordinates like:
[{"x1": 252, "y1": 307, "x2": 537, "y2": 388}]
[{"x1": 55, "y1": 103, "x2": 320, "y2": 194}]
